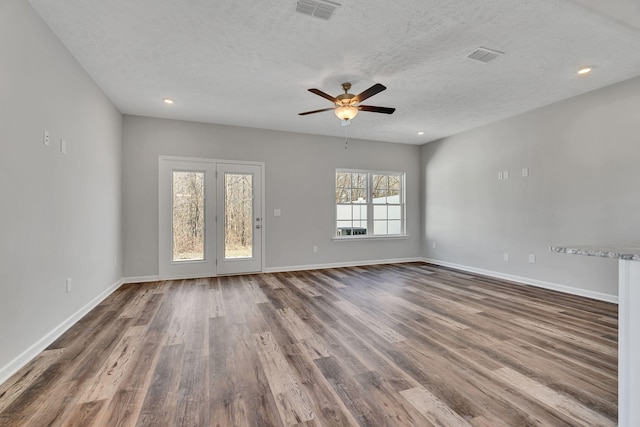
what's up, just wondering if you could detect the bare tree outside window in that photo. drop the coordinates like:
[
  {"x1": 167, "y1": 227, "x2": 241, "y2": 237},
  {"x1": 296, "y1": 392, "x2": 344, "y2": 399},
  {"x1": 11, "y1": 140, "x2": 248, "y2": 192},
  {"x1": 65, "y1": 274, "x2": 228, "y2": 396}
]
[
  {"x1": 173, "y1": 171, "x2": 205, "y2": 261},
  {"x1": 225, "y1": 173, "x2": 253, "y2": 258}
]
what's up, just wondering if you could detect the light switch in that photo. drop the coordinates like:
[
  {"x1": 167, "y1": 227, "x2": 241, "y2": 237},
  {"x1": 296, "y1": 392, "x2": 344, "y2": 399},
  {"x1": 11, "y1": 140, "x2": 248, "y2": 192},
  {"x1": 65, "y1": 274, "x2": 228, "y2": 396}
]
[
  {"x1": 274, "y1": 209, "x2": 281, "y2": 217},
  {"x1": 522, "y1": 168, "x2": 529, "y2": 177},
  {"x1": 60, "y1": 139, "x2": 67, "y2": 154}
]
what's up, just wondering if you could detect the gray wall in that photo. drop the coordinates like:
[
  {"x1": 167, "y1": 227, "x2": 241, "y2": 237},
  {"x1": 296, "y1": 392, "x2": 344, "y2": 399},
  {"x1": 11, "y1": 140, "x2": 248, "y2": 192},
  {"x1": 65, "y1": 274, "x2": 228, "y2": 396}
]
[
  {"x1": 122, "y1": 116, "x2": 422, "y2": 278},
  {"x1": 0, "y1": 1, "x2": 122, "y2": 372},
  {"x1": 421, "y1": 75, "x2": 640, "y2": 298}
]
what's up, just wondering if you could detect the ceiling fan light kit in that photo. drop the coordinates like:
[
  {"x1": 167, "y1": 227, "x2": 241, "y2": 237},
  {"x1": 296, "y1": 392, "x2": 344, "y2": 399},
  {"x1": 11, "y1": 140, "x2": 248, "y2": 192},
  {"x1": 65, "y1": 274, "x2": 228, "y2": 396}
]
[
  {"x1": 335, "y1": 105, "x2": 358, "y2": 120},
  {"x1": 300, "y1": 82, "x2": 395, "y2": 122}
]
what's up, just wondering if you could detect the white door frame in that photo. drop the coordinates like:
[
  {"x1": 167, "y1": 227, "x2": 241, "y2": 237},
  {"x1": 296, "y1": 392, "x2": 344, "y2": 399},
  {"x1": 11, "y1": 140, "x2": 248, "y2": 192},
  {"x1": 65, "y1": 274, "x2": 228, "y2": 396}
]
[{"x1": 158, "y1": 155, "x2": 265, "y2": 280}]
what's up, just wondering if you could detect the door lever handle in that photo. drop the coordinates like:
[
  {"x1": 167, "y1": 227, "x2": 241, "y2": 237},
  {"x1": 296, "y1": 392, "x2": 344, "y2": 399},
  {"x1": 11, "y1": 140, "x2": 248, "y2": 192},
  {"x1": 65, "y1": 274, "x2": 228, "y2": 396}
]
[{"x1": 256, "y1": 225, "x2": 261, "y2": 229}]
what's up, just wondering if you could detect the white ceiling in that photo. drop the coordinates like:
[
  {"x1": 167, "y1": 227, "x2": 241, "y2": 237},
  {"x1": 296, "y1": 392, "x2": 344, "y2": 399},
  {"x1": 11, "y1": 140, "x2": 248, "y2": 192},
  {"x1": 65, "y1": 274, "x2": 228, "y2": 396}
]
[{"x1": 28, "y1": 0, "x2": 640, "y2": 145}]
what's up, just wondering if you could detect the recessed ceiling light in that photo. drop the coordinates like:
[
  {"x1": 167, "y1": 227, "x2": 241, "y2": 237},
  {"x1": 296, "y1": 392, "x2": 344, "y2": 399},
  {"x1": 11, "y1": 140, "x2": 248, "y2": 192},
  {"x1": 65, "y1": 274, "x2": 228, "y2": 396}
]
[
  {"x1": 577, "y1": 67, "x2": 592, "y2": 75},
  {"x1": 417, "y1": 131, "x2": 425, "y2": 135},
  {"x1": 163, "y1": 97, "x2": 174, "y2": 104}
]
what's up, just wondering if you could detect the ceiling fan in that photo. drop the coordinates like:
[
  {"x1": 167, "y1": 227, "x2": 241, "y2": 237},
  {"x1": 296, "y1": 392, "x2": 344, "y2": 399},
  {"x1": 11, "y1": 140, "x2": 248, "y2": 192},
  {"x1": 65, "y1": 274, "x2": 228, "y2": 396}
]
[{"x1": 299, "y1": 82, "x2": 395, "y2": 122}]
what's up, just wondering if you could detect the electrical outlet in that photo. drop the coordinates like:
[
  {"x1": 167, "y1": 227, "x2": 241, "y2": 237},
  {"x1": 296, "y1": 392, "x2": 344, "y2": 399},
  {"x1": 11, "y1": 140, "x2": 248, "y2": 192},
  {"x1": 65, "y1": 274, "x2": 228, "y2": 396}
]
[
  {"x1": 312, "y1": 246, "x2": 318, "y2": 253},
  {"x1": 503, "y1": 170, "x2": 509, "y2": 180},
  {"x1": 66, "y1": 278, "x2": 72, "y2": 293},
  {"x1": 503, "y1": 253, "x2": 509, "y2": 262},
  {"x1": 432, "y1": 241, "x2": 437, "y2": 249},
  {"x1": 43, "y1": 130, "x2": 50, "y2": 146},
  {"x1": 498, "y1": 171, "x2": 503, "y2": 180},
  {"x1": 522, "y1": 168, "x2": 529, "y2": 177},
  {"x1": 529, "y1": 254, "x2": 536, "y2": 264}
]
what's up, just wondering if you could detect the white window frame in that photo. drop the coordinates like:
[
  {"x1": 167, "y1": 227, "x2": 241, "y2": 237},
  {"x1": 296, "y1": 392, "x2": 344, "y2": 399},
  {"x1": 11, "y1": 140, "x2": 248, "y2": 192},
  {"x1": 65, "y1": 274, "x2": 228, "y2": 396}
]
[{"x1": 334, "y1": 168, "x2": 407, "y2": 240}]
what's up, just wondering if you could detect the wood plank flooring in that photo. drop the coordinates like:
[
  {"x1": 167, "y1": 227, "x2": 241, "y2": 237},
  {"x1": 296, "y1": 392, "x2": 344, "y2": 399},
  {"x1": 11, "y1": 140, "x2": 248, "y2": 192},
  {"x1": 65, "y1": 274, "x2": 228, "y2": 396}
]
[{"x1": 0, "y1": 262, "x2": 618, "y2": 426}]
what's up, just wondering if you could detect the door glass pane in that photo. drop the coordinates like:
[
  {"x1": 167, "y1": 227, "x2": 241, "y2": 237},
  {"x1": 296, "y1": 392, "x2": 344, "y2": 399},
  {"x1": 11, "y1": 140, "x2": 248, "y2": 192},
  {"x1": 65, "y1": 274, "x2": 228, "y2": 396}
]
[
  {"x1": 173, "y1": 171, "x2": 205, "y2": 261},
  {"x1": 225, "y1": 173, "x2": 253, "y2": 259}
]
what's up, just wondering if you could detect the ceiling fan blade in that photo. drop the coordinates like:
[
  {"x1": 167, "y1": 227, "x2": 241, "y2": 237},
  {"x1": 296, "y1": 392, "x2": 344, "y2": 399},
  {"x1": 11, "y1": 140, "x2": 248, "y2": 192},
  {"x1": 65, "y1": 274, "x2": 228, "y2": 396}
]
[
  {"x1": 298, "y1": 107, "x2": 335, "y2": 116},
  {"x1": 353, "y1": 83, "x2": 386, "y2": 103},
  {"x1": 308, "y1": 88, "x2": 338, "y2": 103},
  {"x1": 358, "y1": 105, "x2": 395, "y2": 114}
]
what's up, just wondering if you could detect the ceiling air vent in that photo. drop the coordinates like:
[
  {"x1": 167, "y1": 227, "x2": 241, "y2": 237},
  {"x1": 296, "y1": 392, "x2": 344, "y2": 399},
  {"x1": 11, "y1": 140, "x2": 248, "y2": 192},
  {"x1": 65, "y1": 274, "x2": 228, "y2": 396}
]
[
  {"x1": 296, "y1": 0, "x2": 340, "y2": 20},
  {"x1": 467, "y1": 47, "x2": 505, "y2": 63}
]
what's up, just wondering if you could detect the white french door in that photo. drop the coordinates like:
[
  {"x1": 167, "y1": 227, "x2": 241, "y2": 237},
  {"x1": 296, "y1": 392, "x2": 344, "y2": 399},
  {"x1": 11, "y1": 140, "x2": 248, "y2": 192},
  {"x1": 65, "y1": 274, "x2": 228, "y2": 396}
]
[
  {"x1": 159, "y1": 159, "x2": 216, "y2": 279},
  {"x1": 216, "y1": 163, "x2": 262, "y2": 275},
  {"x1": 159, "y1": 157, "x2": 263, "y2": 279}
]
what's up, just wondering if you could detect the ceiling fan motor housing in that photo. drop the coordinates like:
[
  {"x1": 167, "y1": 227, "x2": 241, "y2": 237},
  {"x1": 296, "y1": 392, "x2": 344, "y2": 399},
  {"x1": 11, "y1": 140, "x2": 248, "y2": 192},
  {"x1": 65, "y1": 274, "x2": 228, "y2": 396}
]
[
  {"x1": 336, "y1": 93, "x2": 356, "y2": 106},
  {"x1": 336, "y1": 82, "x2": 356, "y2": 106}
]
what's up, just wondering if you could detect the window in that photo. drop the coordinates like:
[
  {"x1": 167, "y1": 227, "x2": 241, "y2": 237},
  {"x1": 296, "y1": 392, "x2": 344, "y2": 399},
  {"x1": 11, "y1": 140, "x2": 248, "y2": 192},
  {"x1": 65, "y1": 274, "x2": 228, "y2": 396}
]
[{"x1": 336, "y1": 169, "x2": 406, "y2": 237}]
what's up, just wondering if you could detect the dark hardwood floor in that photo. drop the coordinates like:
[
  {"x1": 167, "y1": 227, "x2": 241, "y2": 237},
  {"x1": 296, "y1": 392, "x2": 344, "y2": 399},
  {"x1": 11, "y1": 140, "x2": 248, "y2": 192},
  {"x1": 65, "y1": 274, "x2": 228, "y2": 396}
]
[{"x1": 0, "y1": 262, "x2": 617, "y2": 426}]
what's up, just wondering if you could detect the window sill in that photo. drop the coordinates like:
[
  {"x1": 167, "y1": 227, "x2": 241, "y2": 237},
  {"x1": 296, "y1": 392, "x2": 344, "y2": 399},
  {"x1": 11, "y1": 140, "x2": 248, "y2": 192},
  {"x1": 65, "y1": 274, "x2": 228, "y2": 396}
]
[{"x1": 332, "y1": 235, "x2": 410, "y2": 242}]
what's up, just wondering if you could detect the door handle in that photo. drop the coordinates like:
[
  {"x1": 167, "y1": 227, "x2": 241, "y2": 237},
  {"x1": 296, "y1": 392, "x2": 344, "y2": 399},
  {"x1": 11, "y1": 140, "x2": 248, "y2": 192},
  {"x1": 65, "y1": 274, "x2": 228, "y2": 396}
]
[{"x1": 256, "y1": 224, "x2": 261, "y2": 229}]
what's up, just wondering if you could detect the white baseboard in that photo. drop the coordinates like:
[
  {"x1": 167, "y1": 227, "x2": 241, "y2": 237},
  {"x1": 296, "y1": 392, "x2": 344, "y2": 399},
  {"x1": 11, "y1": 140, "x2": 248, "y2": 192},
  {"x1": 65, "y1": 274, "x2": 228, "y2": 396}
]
[
  {"x1": 123, "y1": 259, "x2": 424, "y2": 281},
  {"x1": 421, "y1": 257, "x2": 618, "y2": 304},
  {"x1": 121, "y1": 275, "x2": 160, "y2": 284},
  {"x1": 0, "y1": 278, "x2": 124, "y2": 386},
  {"x1": 264, "y1": 257, "x2": 423, "y2": 273}
]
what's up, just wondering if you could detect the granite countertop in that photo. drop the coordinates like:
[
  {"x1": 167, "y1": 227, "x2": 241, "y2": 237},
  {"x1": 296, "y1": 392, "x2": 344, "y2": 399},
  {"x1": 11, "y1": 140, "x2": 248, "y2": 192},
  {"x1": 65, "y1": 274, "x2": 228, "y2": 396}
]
[{"x1": 550, "y1": 244, "x2": 640, "y2": 261}]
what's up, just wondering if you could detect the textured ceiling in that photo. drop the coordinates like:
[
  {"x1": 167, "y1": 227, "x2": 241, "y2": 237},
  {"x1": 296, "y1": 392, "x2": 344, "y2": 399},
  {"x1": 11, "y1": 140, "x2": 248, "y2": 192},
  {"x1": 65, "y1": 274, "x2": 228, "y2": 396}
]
[{"x1": 27, "y1": 0, "x2": 640, "y2": 144}]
